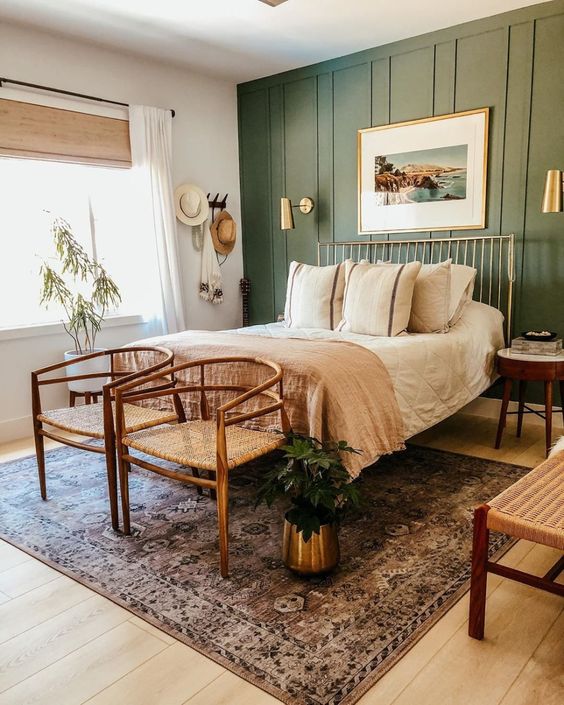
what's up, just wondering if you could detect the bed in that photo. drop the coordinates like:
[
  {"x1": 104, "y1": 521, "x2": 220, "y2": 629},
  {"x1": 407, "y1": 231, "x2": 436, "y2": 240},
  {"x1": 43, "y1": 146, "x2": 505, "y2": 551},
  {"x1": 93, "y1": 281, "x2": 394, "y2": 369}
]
[{"x1": 127, "y1": 234, "x2": 514, "y2": 476}]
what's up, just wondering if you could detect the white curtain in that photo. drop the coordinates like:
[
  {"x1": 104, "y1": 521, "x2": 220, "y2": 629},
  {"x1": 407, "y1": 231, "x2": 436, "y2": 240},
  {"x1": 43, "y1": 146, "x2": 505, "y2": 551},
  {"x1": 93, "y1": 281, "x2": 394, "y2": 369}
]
[{"x1": 129, "y1": 105, "x2": 186, "y2": 333}]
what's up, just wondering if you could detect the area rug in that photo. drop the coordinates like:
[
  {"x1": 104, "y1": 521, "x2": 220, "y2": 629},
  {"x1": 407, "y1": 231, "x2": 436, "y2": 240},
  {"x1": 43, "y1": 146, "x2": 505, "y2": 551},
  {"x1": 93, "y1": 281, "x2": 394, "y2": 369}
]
[{"x1": 0, "y1": 445, "x2": 528, "y2": 705}]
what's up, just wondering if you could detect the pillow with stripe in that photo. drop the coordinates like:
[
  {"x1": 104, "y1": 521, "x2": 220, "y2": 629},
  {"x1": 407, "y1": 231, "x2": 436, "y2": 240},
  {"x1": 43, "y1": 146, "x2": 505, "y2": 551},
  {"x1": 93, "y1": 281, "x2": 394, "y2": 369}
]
[
  {"x1": 284, "y1": 261, "x2": 346, "y2": 330},
  {"x1": 337, "y1": 260, "x2": 421, "y2": 336}
]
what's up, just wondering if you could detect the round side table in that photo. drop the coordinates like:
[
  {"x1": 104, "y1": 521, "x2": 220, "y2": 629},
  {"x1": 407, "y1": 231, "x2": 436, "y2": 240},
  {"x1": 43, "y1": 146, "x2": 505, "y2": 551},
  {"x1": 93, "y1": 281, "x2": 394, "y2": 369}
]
[{"x1": 495, "y1": 348, "x2": 564, "y2": 457}]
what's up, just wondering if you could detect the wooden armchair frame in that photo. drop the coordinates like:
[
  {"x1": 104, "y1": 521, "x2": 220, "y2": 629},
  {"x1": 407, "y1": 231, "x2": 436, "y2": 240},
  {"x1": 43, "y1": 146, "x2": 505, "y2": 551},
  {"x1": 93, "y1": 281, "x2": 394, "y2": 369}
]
[
  {"x1": 31, "y1": 346, "x2": 182, "y2": 530},
  {"x1": 114, "y1": 356, "x2": 290, "y2": 577}
]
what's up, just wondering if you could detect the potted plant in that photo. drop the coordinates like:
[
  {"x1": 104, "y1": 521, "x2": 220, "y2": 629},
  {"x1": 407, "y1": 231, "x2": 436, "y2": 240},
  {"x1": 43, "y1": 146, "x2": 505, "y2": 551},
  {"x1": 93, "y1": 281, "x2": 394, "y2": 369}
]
[
  {"x1": 39, "y1": 216, "x2": 121, "y2": 393},
  {"x1": 256, "y1": 433, "x2": 361, "y2": 576}
]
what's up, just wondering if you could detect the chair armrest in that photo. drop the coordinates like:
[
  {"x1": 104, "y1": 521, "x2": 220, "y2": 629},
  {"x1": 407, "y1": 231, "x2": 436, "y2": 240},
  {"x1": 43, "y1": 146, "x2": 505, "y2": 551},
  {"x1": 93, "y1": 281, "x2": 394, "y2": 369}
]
[{"x1": 32, "y1": 350, "x2": 107, "y2": 377}]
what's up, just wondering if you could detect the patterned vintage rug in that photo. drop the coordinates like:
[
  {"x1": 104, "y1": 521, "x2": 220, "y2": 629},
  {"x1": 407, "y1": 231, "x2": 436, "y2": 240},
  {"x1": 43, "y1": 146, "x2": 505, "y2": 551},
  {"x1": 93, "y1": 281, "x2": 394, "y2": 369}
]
[{"x1": 0, "y1": 444, "x2": 528, "y2": 705}]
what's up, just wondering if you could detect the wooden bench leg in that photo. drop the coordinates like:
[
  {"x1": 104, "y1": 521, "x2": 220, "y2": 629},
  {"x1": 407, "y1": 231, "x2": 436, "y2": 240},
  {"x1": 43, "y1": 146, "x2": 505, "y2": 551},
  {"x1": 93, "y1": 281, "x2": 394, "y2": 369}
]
[
  {"x1": 560, "y1": 380, "x2": 564, "y2": 429},
  {"x1": 469, "y1": 504, "x2": 490, "y2": 640},
  {"x1": 495, "y1": 378, "x2": 512, "y2": 449}
]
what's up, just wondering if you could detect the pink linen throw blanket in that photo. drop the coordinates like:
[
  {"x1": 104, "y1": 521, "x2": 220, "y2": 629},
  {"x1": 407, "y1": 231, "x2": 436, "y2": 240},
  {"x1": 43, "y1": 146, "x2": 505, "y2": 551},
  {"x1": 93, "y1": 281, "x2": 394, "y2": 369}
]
[{"x1": 121, "y1": 332, "x2": 405, "y2": 477}]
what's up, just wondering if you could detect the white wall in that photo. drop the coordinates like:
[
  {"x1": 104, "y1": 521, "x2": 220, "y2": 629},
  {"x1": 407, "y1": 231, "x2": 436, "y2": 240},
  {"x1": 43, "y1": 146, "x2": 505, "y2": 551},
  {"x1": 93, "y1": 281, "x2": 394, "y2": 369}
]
[{"x1": 0, "y1": 21, "x2": 243, "y2": 442}]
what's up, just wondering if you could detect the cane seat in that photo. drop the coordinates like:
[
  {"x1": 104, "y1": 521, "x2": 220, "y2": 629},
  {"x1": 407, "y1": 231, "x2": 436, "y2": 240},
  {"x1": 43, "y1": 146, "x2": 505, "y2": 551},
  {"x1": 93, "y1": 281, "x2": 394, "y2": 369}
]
[
  {"x1": 39, "y1": 402, "x2": 178, "y2": 440},
  {"x1": 124, "y1": 419, "x2": 285, "y2": 471}
]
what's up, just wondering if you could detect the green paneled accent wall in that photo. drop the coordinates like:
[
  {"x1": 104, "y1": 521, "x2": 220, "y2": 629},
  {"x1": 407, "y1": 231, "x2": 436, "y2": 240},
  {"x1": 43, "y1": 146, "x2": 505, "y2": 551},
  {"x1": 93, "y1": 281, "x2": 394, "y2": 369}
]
[{"x1": 237, "y1": 0, "x2": 564, "y2": 348}]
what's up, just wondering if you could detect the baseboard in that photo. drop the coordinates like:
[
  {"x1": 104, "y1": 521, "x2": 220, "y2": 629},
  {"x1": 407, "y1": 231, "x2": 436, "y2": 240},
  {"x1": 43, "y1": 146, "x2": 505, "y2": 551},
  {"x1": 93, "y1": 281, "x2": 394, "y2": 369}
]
[
  {"x1": 0, "y1": 414, "x2": 33, "y2": 445},
  {"x1": 462, "y1": 397, "x2": 564, "y2": 429}
]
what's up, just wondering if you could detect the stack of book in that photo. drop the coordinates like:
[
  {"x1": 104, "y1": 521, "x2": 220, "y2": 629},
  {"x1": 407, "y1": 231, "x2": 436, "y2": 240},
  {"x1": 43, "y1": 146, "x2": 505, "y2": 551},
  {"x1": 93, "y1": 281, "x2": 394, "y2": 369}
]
[{"x1": 511, "y1": 337, "x2": 563, "y2": 356}]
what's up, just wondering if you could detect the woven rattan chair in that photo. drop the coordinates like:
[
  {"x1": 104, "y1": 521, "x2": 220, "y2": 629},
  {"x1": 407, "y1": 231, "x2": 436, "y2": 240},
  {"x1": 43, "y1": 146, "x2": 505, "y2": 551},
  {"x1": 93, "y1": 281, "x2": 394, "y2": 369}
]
[
  {"x1": 468, "y1": 451, "x2": 564, "y2": 639},
  {"x1": 31, "y1": 346, "x2": 184, "y2": 530},
  {"x1": 114, "y1": 356, "x2": 290, "y2": 577}
]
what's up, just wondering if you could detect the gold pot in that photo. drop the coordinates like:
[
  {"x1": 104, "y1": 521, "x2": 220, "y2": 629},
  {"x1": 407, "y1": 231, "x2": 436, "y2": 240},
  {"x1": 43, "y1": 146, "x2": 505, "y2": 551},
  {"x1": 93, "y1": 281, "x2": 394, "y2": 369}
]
[{"x1": 282, "y1": 518, "x2": 340, "y2": 576}]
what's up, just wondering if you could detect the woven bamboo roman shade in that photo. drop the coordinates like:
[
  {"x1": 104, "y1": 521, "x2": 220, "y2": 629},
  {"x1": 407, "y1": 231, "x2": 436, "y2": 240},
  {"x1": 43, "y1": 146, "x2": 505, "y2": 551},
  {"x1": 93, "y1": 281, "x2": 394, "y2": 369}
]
[{"x1": 0, "y1": 98, "x2": 131, "y2": 167}]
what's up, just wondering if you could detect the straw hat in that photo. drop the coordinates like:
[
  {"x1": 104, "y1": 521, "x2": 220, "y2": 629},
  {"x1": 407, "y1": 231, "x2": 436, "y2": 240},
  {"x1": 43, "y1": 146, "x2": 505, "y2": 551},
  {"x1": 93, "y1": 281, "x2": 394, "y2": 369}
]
[
  {"x1": 174, "y1": 184, "x2": 210, "y2": 226},
  {"x1": 210, "y1": 210, "x2": 237, "y2": 256}
]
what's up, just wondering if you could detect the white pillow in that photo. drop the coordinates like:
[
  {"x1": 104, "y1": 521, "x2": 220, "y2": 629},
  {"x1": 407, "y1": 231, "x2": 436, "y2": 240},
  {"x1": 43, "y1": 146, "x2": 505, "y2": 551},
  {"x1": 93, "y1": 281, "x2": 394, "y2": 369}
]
[
  {"x1": 449, "y1": 264, "x2": 477, "y2": 325},
  {"x1": 337, "y1": 260, "x2": 421, "y2": 336},
  {"x1": 284, "y1": 261, "x2": 347, "y2": 330},
  {"x1": 408, "y1": 259, "x2": 452, "y2": 334}
]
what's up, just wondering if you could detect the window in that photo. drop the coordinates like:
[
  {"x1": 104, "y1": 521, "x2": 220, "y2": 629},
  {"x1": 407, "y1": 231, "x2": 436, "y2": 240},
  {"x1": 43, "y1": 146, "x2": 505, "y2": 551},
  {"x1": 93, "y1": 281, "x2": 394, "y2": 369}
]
[{"x1": 0, "y1": 157, "x2": 161, "y2": 330}]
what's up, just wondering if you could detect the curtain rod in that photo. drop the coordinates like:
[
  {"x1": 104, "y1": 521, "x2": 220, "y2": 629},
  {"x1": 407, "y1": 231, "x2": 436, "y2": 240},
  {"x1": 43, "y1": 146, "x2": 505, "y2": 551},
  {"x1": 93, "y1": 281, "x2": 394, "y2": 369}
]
[{"x1": 0, "y1": 77, "x2": 176, "y2": 118}]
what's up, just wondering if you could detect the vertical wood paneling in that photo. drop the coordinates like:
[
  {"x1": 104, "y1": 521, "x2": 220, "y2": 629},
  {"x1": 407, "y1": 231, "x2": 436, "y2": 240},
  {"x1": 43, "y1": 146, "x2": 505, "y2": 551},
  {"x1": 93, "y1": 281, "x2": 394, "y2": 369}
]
[
  {"x1": 371, "y1": 58, "x2": 391, "y2": 242},
  {"x1": 431, "y1": 40, "x2": 457, "y2": 240},
  {"x1": 238, "y1": 0, "x2": 564, "y2": 338},
  {"x1": 521, "y1": 13, "x2": 564, "y2": 335},
  {"x1": 238, "y1": 89, "x2": 274, "y2": 323},
  {"x1": 317, "y1": 73, "x2": 334, "y2": 246},
  {"x1": 333, "y1": 63, "x2": 371, "y2": 242},
  {"x1": 389, "y1": 48, "x2": 434, "y2": 240},
  {"x1": 455, "y1": 29, "x2": 509, "y2": 237},
  {"x1": 500, "y1": 22, "x2": 534, "y2": 333},
  {"x1": 390, "y1": 48, "x2": 434, "y2": 123},
  {"x1": 283, "y1": 77, "x2": 318, "y2": 266},
  {"x1": 433, "y1": 41, "x2": 456, "y2": 115},
  {"x1": 269, "y1": 85, "x2": 287, "y2": 318},
  {"x1": 371, "y1": 58, "x2": 390, "y2": 127}
]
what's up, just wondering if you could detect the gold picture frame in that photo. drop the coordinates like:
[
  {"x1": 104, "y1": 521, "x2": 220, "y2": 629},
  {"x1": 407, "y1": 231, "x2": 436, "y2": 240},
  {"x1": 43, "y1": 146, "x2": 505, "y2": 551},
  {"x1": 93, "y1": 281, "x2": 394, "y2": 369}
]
[{"x1": 357, "y1": 108, "x2": 489, "y2": 235}]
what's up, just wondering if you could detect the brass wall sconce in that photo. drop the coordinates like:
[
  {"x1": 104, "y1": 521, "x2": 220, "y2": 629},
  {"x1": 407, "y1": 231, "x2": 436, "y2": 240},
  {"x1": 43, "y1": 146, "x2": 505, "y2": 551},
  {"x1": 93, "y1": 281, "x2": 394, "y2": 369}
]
[
  {"x1": 280, "y1": 196, "x2": 315, "y2": 230},
  {"x1": 541, "y1": 169, "x2": 563, "y2": 213}
]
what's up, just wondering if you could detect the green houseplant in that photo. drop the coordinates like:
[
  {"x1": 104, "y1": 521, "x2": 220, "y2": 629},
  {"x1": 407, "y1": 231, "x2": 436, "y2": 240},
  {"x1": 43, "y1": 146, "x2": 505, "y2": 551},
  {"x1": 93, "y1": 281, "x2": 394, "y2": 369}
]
[
  {"x1": 256, "y1": 433, "x2": 361, "y2": 575},
  {"x1": 39, "y1": 216, "x2": 121, "y2": 392}
]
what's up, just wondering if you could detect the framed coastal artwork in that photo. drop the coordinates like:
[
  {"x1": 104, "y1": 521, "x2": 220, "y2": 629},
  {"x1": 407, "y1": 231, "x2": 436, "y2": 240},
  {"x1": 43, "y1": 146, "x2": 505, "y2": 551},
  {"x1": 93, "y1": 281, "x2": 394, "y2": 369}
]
[{"x1": 358, "y1": 108, "x2": 489, "y2": 235}]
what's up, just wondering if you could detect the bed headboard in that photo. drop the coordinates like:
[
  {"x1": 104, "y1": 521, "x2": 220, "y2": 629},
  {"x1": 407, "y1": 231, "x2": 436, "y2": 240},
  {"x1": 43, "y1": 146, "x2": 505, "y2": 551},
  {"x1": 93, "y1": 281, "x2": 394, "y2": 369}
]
[{"x1": 318, "y1": 234, "x2": 516, "y2": 341}]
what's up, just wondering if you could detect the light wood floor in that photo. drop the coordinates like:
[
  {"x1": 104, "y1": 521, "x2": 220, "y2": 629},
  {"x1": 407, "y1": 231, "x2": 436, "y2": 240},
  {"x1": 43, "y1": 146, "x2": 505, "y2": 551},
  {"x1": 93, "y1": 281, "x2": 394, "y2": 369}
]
[{"x1": 0, "y1": 413, "x2": 562, "y2": 705}]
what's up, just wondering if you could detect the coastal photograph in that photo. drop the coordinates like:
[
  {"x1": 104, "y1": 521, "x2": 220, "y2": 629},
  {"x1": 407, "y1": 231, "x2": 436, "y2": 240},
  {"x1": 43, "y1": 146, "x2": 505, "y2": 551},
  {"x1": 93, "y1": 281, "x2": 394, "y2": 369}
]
[{"x1": 373, "y1": 144, "x2": 468, "y2": 206}]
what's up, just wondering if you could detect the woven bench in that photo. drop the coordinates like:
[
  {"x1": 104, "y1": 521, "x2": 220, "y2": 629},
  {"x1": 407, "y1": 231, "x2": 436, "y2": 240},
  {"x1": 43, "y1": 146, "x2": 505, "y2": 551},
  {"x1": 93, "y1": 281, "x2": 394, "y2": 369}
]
[{"x1": 468, "y1": 450, "x2": 564, "y2": 640}]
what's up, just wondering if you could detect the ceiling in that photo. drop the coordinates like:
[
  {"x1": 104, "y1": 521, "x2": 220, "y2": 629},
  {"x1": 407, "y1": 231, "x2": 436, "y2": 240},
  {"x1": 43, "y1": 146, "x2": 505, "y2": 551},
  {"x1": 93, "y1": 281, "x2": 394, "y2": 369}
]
[{"x1": 0, "y1": 0, "x2": 547, "y2": 82}]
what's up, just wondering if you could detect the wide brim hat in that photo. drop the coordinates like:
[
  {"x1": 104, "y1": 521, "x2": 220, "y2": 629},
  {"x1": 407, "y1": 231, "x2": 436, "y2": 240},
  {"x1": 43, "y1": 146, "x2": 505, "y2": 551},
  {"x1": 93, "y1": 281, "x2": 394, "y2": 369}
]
[
  {"x1": 210, "y1": 210, "x2": 236, "y2": 256},
  {"x1": 175, "y1": 184, "x2": 210, "y2": 226}
]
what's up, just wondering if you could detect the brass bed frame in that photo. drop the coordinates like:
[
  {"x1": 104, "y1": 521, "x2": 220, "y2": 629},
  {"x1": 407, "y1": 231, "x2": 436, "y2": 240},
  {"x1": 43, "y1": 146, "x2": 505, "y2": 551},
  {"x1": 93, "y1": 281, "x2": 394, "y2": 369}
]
[{"x1": 318, "y1": 234, "x2": 516, "y2": 342}]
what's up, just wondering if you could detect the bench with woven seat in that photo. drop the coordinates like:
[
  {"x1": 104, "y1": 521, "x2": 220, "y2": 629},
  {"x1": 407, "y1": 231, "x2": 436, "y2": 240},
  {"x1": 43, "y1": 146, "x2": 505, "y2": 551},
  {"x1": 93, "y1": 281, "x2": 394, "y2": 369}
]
[
  {"x1": 32, "y1": 346, "x2": 182, "y2": 531},
  {"x1": 468, "y1": 450, "x2": 564, "y2": 639},
  {"x1": 114, "y1": 356, "x2": 290, "y2": 578}
]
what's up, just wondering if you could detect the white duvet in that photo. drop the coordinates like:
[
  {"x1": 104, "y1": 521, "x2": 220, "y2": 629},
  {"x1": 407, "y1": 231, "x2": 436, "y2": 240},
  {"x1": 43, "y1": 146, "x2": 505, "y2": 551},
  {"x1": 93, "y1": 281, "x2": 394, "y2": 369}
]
[{"x1": 230, "y1": 301, "x2": 504, "y2": 439}]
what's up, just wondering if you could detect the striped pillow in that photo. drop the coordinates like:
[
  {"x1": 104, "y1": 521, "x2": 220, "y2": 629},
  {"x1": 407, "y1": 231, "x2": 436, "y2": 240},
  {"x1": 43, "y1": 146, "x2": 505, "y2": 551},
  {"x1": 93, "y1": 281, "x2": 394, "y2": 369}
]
[
  {"x1": 337, "y1": 260, "x2": 421, "y2": 336},
  {"x1": 284, "y1": 261, "x2": 347, "y2": 329}
]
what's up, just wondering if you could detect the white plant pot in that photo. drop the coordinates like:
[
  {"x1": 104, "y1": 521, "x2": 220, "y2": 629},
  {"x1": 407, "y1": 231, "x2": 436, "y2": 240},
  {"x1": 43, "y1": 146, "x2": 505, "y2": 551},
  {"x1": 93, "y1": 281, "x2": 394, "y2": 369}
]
[{"x1": 64, "y1": 349, "x2": 110, "y2": 393}]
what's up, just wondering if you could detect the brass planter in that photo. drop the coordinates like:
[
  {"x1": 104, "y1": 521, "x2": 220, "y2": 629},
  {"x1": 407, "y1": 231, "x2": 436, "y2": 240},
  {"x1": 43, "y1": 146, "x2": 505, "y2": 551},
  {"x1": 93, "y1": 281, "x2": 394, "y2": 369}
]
[{"x1": 282, "y1": 518, "x2": 340, "y2": 576}]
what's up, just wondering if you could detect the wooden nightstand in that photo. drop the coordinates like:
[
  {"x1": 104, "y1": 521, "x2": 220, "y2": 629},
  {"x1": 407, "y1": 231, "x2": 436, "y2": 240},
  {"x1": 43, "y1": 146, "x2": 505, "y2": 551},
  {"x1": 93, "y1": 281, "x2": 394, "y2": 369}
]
[{"x1": 495, "y1": 348, "x2": 564, "y2": 457}]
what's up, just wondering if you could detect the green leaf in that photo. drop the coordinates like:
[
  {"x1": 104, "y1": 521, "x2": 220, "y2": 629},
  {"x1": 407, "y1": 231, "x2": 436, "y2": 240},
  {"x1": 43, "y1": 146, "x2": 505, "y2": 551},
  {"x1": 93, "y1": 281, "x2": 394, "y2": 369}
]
[
  {"x1": 38, "y1": 216, "x2": 121, "y2": 352},
  {"x1": 254, "y1": 433, "x2": 365, "y2": 523}
]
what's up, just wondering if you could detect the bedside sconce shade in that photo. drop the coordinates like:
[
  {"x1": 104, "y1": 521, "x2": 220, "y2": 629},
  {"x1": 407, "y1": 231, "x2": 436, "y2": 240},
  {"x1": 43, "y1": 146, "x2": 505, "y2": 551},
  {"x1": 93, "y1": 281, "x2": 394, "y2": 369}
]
[
  {"x1": 281, "y1": 197, "x2": 295, "y2": 230},
  {"x1": 541, "y1": 169, "x2": 563, "y2": 213},
  {"x1": 280, "y1": 196, "x2": 315, "y2": 230}
]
